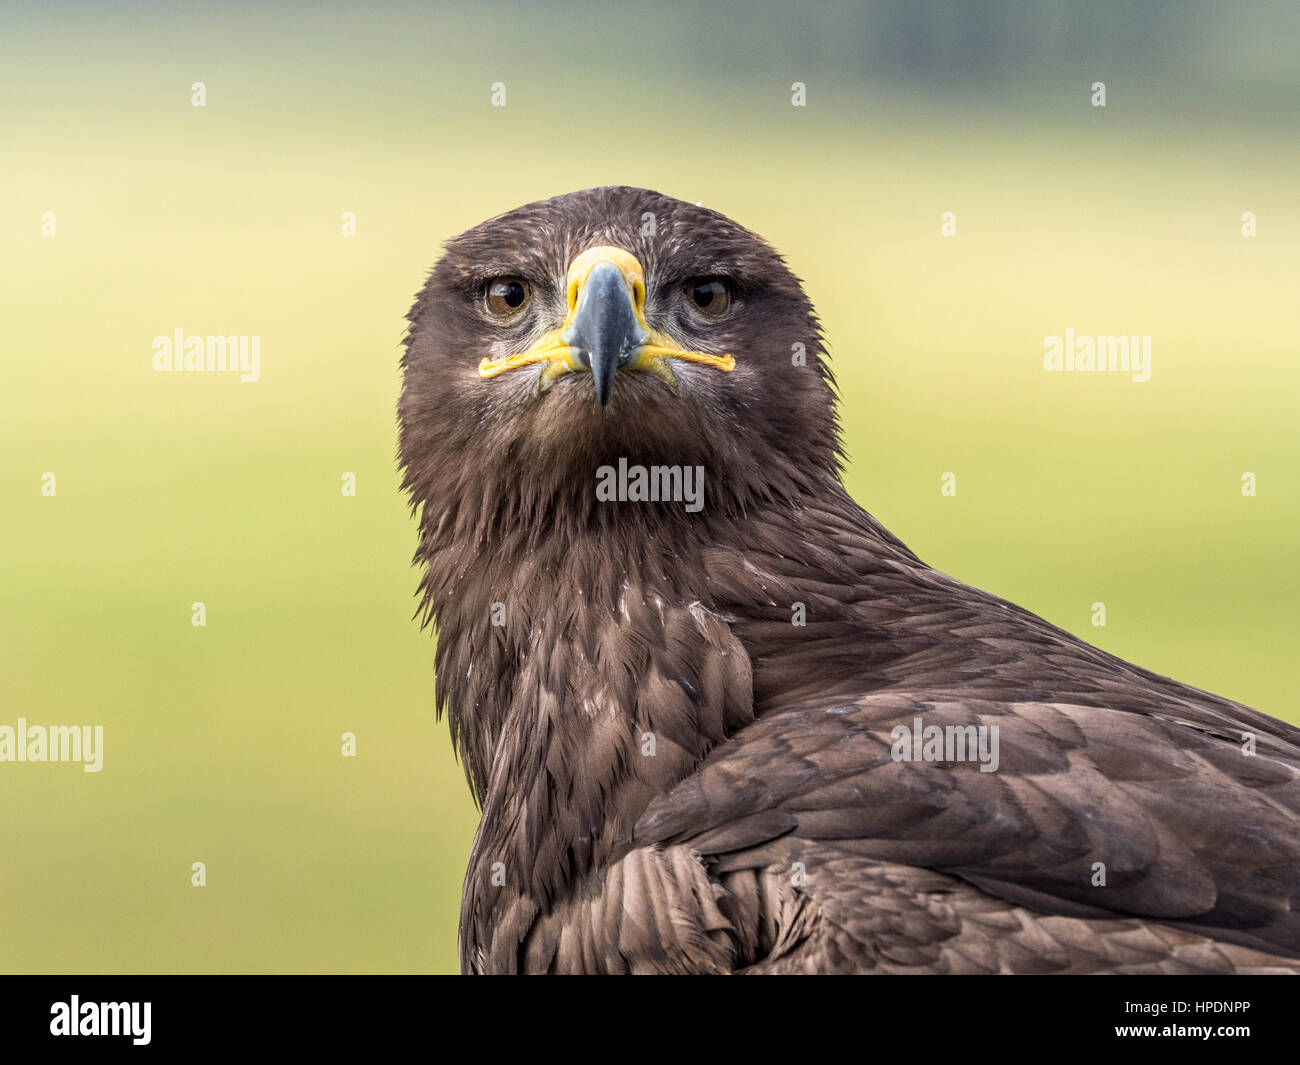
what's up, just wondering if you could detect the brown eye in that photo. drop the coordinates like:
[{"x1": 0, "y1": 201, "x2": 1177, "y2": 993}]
[
  {"x1": 485, "y1": 277, "x2": 531, "y2": 317},
  {"x1": 684, "y1": 278, "x2": 730, "y2": 318}
]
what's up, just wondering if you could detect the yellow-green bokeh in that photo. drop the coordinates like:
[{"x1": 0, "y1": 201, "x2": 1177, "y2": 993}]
[{"x1": 1, "y1": 3, "x2": 1296, "y2": 973}]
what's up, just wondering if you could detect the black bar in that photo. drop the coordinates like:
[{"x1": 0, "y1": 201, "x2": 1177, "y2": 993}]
[{"x1": 0, "y1": 975, "x2": 1289, "y2": 1053}]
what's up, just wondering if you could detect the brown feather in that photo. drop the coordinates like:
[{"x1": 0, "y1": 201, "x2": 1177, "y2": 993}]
[{"x1": 399, "y1": 186, "x2": 1300, "y2": 974}]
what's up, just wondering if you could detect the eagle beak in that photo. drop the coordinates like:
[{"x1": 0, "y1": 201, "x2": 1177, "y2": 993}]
[
  {"x1": 477, "y1": 245, "x2": 735, "y2": 401},
  {"x1": 563, "y1": 259, "x2": 647, "y2": 406}
]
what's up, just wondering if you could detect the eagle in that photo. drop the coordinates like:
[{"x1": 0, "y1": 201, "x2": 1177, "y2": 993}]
[{"x1": 398, "y1": 186, "x2": 1300, "y2": 974}]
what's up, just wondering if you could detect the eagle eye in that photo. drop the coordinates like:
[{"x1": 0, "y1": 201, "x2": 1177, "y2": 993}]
[
  {"x1": 683, "y1": 278, "x2": 731, "y2": 319},
  {"x1": 484, "y1": 277, "x2": 531, "y2": 317}
]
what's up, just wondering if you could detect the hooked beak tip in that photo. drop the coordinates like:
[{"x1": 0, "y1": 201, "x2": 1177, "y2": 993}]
[{"x1": 564, "y1": 260, "x2": 643, "y2": 407}]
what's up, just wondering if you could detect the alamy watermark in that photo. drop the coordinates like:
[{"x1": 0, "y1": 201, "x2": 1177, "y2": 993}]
[
  {"x1": 50, "y1": 997, "x2": 150, "y2": 1045},
  {"x1": 596, "y1": 458, "x2": 704, "y2": 513},
  {"x1": 1043, "y1": 328, "x2": 1150, "y2": 383},
  {"x1": 152, "y1": 328, "x2": 260, "y2": 382},
  {"x1": 891, "y1": 716, "x2": 1000, "y2": 773},
  {"x1": 0, "y1": 718, "x2": 103, "y2": 772}
]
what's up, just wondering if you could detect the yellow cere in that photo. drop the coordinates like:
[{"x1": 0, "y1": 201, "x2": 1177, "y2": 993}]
[{"x1": 478, "y1": 245, "x2": 737, "y2": 386}]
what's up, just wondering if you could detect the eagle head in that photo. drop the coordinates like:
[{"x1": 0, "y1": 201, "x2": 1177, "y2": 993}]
[{"x1": 399, "y1": 186, "x2": 842, "y2": 524}]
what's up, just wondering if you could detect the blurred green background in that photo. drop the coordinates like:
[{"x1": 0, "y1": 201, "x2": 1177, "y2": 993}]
[{"x1": 1, "y1": 1, "x2": 1296, "y2": 973}]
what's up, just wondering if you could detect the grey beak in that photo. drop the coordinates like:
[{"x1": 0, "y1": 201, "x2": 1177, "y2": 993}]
[{"x1": 561, "y1": 262, "x2": 648, "y2": 405}]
